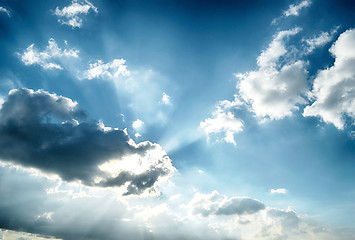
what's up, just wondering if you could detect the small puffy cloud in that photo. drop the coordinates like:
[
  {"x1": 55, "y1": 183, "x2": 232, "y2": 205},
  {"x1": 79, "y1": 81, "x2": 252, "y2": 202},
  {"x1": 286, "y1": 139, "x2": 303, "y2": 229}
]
[
  {"x1": 303, "y1": 27, "x2": 339, "y2": 53},
  {"x1": 84, "y1": 59, "x2": 130, "y2": 80},
  {"x1": 161, "y1": 92, "x2": 171, "y2": 105},
  {"x1": 200, "y1": 98, "x2": 244, "y2": 145},
  {"x1": 189, "y1": 191, "x2": 265, "y2": 217},
  {"x1": 19, "y1": 38, "x2": 79, "y2": 70},
  {"x1": 0, "y1": 6, "x2": 10, "y2": 17},
  {"x1": 237, "y1": 28, "x2": 308, "y2": 120},
  {"x1": 270, "y1": 188, "x2": 288, "y2": 194},
  {"x1": 132, "y1": 119, "x2": 144, "y2": 130},
  {"x1": 284, "y1": 0, "x2": 311, "y2": 17},
  {"x1": 132, "y1": 119, "x2": 144, "y2": 138},
  {"x1": 0, "y1": 88, "x2": 175, "y2": 196},
  {"x1": 303, "y1": 29, "x2": 355, "y2": 129},
  {"x1": 54, "y1": 0, "x2": 98, "y2": 28}
]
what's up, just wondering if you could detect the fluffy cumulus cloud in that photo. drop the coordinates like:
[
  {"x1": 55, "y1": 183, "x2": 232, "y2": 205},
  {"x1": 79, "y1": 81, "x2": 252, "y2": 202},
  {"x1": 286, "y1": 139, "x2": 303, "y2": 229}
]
[
  {"x1": 84, "y1": 59, "x2": 130, "y2": 80},
  {"x1": 283, "y1": 0, "x2": 311, "y2": 17},
  {"x1": 303, "y1": 29, "x2": 355, "y2": 129},
  {"x1": 54, "y1": 0, "x2": 98, "y2": 28},
  {"x1": 19, "y1": 38, "x2": 79, "y2": 70},
  {"x1": 237, "y1": 28, "x2": 308, "y2": 120},
  {"x1": 200, "y1": 97, "x2": 244, "y2": 145},
  {"x1": 0, "y1": 88, "x2": 175, "y2": 196},
  {"x1": 189, "y1": 191, "x2": 265, "y2": 217},
  {"x1": 0, "y1": 6, "x2": 10, "y2": 17}
]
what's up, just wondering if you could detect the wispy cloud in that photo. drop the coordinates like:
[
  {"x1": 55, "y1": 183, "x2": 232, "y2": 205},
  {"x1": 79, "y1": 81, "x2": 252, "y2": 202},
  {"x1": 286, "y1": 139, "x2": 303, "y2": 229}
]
[
  {"x1": 200, "y1": 96, "x2": 244, "y2": 145},
  {"x1": 19, "y1": 38, "x2": 79, "y2": 70},
  {"x1": 272, "y1": 0, "x2": 311, "y2": 24},
  {"x1": 270, "y1": 188, "x2": 288, "y2": 194},
  {"x1": 303, "y1": 27, "x2": 339, "y2": 53},
  {"x1": 0, "y1": 6, "x2": 10, "y2": 17},
  {"x1": 284, "y1": 0, "x2": 311, "y2": 17},
  {"x1": 54, "y1": 0, "x2": 98, "y2": 28}
]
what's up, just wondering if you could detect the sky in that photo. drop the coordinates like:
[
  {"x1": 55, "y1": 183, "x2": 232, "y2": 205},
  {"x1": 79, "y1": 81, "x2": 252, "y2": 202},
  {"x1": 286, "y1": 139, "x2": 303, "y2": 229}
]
[{"x1": 0, "y1": 0, "x2": 354, "y2": 239}]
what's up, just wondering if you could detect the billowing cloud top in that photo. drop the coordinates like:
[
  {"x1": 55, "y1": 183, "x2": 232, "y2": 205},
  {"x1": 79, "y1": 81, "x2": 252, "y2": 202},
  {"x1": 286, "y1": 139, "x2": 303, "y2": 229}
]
[
  {"x1": 303, "y1": 29, "x2": 355, "y2": 129},
  {"x1": 0, "y1": 89, "x2": 175, "y2": 196},
  {"x1": 237, "y1": 28, "x2": 308, "y2": 120}
]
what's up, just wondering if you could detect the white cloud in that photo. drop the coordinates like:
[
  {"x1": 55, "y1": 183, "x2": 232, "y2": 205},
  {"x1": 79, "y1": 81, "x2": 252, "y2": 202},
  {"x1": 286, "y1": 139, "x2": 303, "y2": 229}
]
[
  {"x1": 200, "y1": 98, "x2": 244, "y2": 145},
  {"x1": 303, "y1": 27, "x2": 339, "y2": 53},
  {"x1": 132, "y1": 119, "x2": 144, "y2": 130},
  {"x1": 19, "y1": 38, "x2": 79, "y2": 70},
  {"x1": 303, "y1": 29, "x2": 355, "y2": 129},
  {"x1": 54, "y1": 0, "x2": 98, "y2": 28},
  {"x1": 132, "y1": 119, "x2": 144, "y2": 138},
  {"x1": 237, "y1": 28, "x2": 308, "y2": 120},
  {"x1": 161, "y1": 92, "x2": 171, "y2": 105},
  {"x1": 284, "y1": 0, "x2": 311, "y2": 17},
  {"x1": 84, "y1": 59, "x2": 130, "y2": 80},
  {"x1": 0, "y1": 6, "x2": 10, "y2": 17},
  {"x1": 270, "y1": 188, "x2": 288, "y2": 194}
]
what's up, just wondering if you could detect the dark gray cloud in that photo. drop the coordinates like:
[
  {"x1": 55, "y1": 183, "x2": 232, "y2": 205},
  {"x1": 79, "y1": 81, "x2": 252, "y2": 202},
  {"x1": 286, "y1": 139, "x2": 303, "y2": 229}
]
[
  {"x1": 0, "y1": 88, "x2": 175, "y2": 195},
  {"x1": 215, "y1": 197, "x2": 265, "y2": 216},
  {"x1": 267, "y1": 208, "x2": 300, "y2": 229},
  {"x1": 190, "y1": 191, "x2": 265, "y2": 217}
]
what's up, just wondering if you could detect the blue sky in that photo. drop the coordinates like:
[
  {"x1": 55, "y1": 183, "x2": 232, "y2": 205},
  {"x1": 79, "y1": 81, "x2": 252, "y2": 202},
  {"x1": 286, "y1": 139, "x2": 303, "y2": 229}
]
[{"x1": 0, "y1": 0, "x2": 355, "y2": 239}]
